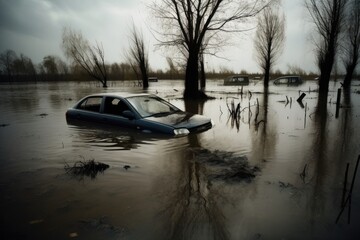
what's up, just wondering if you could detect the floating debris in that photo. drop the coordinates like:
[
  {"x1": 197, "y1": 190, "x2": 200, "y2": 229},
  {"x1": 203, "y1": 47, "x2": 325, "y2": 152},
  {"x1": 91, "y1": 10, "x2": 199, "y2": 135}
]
[
  {"x1": 123, "y1": 165, "x2": 131, "y2": 170},
  {"x1": 64, "y1": 158, "x2": 109, "y2": 180},
  {"x1": 0, "y1": 123, "x2": 10, "y2": 127},
  {"x1": 36, "y1": 113, "x2": 48, "y2": 118},
  {"x1": 210, "y1": 165, "x2": 260, "y2": 183}
]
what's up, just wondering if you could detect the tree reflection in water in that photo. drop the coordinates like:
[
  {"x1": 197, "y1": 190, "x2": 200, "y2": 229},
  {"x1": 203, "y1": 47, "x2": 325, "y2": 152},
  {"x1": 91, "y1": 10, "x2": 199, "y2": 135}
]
[
  {"x1": 160, "y1": 99, "x2": 230, "y2": 240},
  {"x1": 306, "y1": 89, "x2": 357, "y2": 226}
]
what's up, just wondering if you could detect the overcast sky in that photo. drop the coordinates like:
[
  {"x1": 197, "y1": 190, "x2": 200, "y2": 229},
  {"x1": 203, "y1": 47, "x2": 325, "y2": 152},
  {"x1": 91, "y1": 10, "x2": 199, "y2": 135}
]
[{"x1": 0, "y1": 0, "x2": 318, "y2": 73}]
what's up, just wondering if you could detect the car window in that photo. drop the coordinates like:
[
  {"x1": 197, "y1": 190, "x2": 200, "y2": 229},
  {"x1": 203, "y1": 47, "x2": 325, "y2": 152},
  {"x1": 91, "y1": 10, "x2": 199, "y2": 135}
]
[
  {"x1": 126, "y1": 96, "x2": 178, "y2": 118},
  {"x1": 78, "y1": 97, "x2": 102, "y2": 112},
  {"x1": 275, "y1": 78, "x2": 288, "y2": 84},
  {"x1": 289, "y1": 77, "x2": 299, "y2": 83},
  {"x1": 103, "y1": 97, "x2": 130, "y2": 116}
]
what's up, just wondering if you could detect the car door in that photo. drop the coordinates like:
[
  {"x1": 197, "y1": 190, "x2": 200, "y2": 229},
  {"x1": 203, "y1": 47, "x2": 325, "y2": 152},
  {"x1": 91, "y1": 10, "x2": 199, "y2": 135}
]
[
  {"x1": 74, "y1": 96, "x2": 104, "y2": 122},
  {"x1": 101, "y1": 97, "x2": 138, "y2": 128}
]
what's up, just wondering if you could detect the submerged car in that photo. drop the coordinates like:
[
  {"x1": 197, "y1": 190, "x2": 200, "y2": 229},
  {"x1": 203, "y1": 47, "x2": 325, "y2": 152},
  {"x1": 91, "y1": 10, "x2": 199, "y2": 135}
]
[
  {"x1": 273, "y1": 76, "x2": 303, "y2": 85},
  {"x1": 66, "y1": 93, "x2": 213, "y2": 136},
  {"x1": 224, "y1": 75, "x2": 250, "y2": 86}
]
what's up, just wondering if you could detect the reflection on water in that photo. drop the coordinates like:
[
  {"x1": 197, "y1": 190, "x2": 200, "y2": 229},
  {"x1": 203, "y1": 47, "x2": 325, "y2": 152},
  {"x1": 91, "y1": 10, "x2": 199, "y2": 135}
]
[
  {"x1": 161, "y1": 136, "x2": 229, "y2": 240},
  {"x1": 0, "y1": 80, "x2": 360, "y2": 239}
]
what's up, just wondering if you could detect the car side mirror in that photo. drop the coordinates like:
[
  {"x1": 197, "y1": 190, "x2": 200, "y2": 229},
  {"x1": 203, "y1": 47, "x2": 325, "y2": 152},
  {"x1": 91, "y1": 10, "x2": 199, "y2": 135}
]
[{"x1": 122, "y1": 110, "x2": 135, "y2": 120}]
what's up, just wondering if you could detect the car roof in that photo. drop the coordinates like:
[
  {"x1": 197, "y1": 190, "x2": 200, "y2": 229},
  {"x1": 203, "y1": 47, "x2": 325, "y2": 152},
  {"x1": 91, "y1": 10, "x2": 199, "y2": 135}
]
[
  {"x1": 87, "y1": 92, "x2": 153, "y2": 99},
  {"x1": 228, "y1": 75, "x2": 249, "y2": 78},
  {"x1": 276, "y1": 76, "x2": 301, "y2": 79}
]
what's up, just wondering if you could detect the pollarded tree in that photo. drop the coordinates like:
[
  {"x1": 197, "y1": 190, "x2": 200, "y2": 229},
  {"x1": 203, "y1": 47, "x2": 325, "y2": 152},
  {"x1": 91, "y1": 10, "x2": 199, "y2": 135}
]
[
  {"x1": 126, "y1": 23, "x2": 149, "y2": 89},
  {"x1": 62, "y1": 27, "x2": 108, "y2": 87},
  {"x1": 306, "y1": 0, "x2": 348, "y2": 99},
  {"x1": 341, "y1": 0, "x2": 360, "y2": 88},
  {"x1": 150, "y1": 0, "x2": 274, "y2": 99},
  {"x1": 254, "y1": 6, "x2": 285, "y2": 89}
]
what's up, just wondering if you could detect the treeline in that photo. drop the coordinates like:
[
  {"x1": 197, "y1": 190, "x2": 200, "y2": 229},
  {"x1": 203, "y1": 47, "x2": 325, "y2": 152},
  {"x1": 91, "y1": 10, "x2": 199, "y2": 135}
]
[
  {"x1": 0, "y1": 49, "x2": 346, "y2": 83},
  {"x1": 0, "y1": 49, "x2": 188, "y2": 82},
  {"x1": 0, "y1": 49, "x2": 140, "y2": 82}
]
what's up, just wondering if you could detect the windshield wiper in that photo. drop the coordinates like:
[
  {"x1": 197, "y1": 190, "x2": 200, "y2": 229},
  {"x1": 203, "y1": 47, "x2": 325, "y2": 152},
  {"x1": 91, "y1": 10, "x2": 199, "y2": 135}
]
[{"x1": 147, "y1": 111, "x2": 172, "y2": 117}]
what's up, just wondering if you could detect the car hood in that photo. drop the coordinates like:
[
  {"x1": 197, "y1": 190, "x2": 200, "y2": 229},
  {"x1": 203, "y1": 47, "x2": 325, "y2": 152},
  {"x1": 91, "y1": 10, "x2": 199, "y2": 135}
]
[{"x1": 145, "y1": 112, "x2": 210, "y2": 128}]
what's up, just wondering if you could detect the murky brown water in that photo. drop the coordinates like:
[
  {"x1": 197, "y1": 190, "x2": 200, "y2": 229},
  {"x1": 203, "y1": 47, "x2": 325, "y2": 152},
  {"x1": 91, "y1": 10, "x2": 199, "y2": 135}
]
[{"x1": 0, "y1": 79, "x2": 360, "y2": 239}]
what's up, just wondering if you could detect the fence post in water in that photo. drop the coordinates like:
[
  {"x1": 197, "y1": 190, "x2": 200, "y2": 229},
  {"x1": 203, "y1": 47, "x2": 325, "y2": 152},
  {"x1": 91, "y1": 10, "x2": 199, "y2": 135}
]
[
  {"x1": 297, "y1": 93, "x2": 306, "y2": 109},
  {"x1": 336, "y1": 88, "x2": 341, "y2": 118},
  {"x1": 297, "y1": 93, "x2": 306, "y2": 103},
  {"x1": 304, "y1": 102, "x2": 307, "y2": 129}
]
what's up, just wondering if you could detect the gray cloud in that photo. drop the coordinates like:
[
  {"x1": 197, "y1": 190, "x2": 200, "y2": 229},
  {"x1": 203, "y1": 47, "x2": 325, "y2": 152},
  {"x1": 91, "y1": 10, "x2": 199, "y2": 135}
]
[{"x1": 0, "y1": 0, "x2": 318, "y2": 73}]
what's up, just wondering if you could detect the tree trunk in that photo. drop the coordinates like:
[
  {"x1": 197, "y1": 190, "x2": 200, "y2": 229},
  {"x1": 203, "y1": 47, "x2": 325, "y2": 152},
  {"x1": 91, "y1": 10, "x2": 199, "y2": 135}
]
[
  {"x1": 264, "y1": 65, "x2": 270, "y2": 90},
  {"x1": 318, "y1": 64, "x2": 331, "y2": 99},
  {"x1": 200, "y1": 56, "x2": 206, "y2": 91},
  {"x1": 141, "y1": 65, "x2": 149, "y2": 89},
  {"x1": 101, "y1": 75, "x2": 108, "y2": 88},
  {"x1": 263, "y1": 43, "x2": 271, "y2": 90},
  {"x1": 343, "y1": 63, "x2": 356, "y2": 88},
  {"x1": 318, "y1": 41, "x2": 336, "y2": 102},
  {"x1": 184, "y1": 51, "x2": 201, "y2": 99}
]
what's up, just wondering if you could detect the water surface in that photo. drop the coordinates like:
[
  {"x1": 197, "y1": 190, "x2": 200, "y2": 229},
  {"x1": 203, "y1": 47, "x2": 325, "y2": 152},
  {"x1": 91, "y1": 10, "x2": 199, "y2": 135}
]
[{"x1": 0, "y1": 79, "x2": 359, "y2": 239}]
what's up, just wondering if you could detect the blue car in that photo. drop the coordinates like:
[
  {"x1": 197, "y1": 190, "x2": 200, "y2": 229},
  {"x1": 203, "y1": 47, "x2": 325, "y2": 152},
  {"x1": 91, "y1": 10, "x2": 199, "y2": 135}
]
[{"x1": 66, "y1": 93, "x2": 213, "y2": 136}]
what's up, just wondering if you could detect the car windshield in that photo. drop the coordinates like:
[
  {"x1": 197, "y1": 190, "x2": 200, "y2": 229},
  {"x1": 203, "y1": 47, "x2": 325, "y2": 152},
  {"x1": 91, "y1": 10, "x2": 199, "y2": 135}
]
[{"x1": 126, "y1": 95, "x2": 180, "y2": 118}]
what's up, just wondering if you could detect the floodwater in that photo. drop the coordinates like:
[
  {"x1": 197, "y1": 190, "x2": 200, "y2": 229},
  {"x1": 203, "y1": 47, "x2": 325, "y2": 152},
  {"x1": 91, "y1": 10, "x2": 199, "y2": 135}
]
[{"x1": 0, "y1": 79, "x2": 359, "y2": 240}]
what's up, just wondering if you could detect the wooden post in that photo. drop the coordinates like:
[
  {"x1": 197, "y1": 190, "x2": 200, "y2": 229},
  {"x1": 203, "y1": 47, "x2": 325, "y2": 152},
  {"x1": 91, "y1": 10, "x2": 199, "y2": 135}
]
[
  {"x1": 335, "y1": 88, "x2": 341, "y2": 118},
  {"x1": 297, "y1": 93, "x2": 306, "y2": 102}
]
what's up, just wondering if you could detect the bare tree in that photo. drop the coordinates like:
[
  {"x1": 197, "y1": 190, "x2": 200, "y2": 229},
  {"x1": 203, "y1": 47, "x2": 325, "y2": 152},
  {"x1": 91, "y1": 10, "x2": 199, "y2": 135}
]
[
  {"x1": 0, "y1": 49, "x2": 17, "y2": 81},
  {"x1": 166, "y1": 57, "x2": 180, "y2": 79},
  {"x1": 254, "y1": 5, "x2": 285, "y2": 89},
  {"x1": 150, "y1": 0, "x2": 273, "y2": 99},
  {"x1": 341, "y1": 0, "x2": 360, "y2": 88},
  {"x1": 306, "y1": 0, "x2": 348, "y2": 98},
  {"x1": 62, "y1": 27, "x2": 108, "y2": 87},
  {"x1": 42, "y1": 55, "x2": 59, "y2": 75},
  {"x1": 287, "y1": 64, "x2": 307, "y2": 75},
  {"x1": 126, "y1": 23, "x2": 149, "y2": 89},
  {"x1": 12, "y1": 53, "x2": 36, "y2": 81}
]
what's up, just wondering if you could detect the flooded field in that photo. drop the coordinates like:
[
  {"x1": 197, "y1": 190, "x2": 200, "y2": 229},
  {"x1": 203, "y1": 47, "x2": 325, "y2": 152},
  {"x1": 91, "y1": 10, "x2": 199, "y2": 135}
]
[{"x1": 0, "y1": 79, "x2": 360, "y2": 239}]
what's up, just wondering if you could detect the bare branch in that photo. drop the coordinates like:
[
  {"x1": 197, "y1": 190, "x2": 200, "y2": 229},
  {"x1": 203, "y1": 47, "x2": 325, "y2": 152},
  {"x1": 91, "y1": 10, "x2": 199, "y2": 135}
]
[
  {"x1": 305, "y1": 0, "x2": 348, "y2": 95},
  {"x1": 254, "y1": 6, "x2": 285, "y2": 88},
  {"x1": 61, "y1": 27, "x2": 108, "y2": 87},
  {"x1": 149, "y1": 0, "x2": 274, "y2": 98},
  {"x1": 125, "y1": 22, "x2": 149, "y2": 88}
]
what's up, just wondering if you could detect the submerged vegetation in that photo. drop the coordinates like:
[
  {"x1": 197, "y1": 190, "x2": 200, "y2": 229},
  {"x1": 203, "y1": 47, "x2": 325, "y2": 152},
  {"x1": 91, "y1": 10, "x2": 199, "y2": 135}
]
[
  {"x1": 64, "y1": 157, "x2": 109, "y2": 180},
  {"x1": 191, "y1": 148, "x2": 260, "y2": 183}
]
